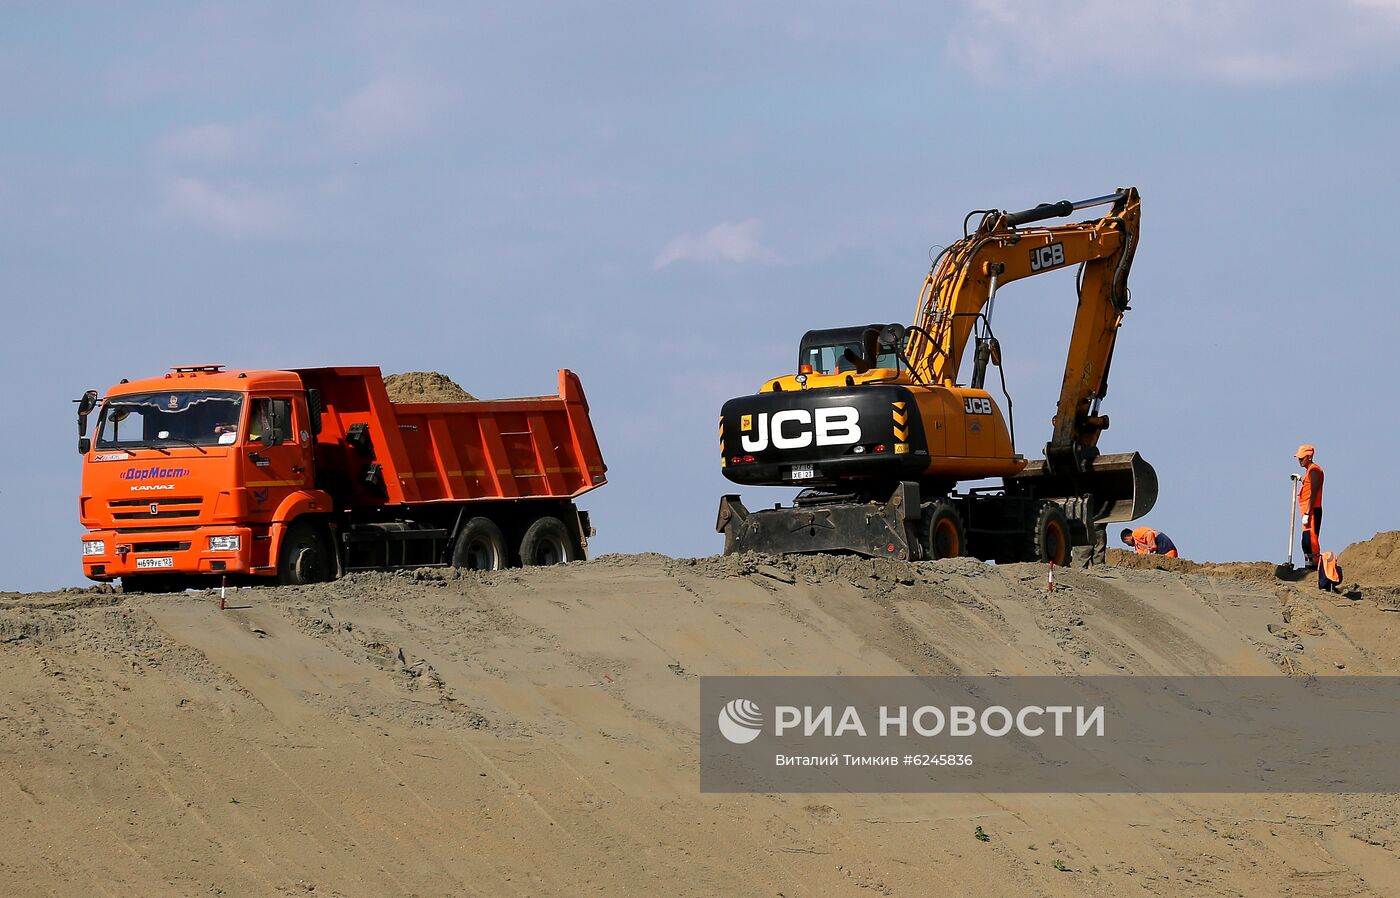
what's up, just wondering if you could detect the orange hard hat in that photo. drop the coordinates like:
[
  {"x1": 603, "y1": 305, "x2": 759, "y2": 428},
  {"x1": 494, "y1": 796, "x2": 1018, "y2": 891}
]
[{"x1": 1295, "y1": 444, "x2": 1315, "y2": 460}]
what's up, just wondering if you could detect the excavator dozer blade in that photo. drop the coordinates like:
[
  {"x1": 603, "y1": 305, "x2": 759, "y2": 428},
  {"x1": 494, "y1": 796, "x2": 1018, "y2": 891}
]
[
  {"x1": 716, "y1": 484, "x2": 921, "y2": 559},
  {"x1": 1009, "y1": 452, "x2": 1158, "y2": 523}
]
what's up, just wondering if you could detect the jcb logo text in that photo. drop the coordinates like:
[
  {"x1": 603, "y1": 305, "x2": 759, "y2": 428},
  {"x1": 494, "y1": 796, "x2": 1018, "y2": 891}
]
[
  {"x1": 741, "y1": 407, "x2": 862, "y2": 452},
  {"x1": 1030, "y1": 242, "x2": 1066, "y2": 272}
]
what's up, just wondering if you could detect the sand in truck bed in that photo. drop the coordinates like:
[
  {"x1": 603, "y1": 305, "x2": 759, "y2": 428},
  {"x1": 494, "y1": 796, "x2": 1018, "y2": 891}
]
[{"x1": 382, "y1": 371, "x2": 476, "y2": 403}]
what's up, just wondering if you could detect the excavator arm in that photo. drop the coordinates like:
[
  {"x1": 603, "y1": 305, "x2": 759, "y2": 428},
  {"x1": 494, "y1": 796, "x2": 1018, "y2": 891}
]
[{"x1": 906, "y1": 188, "x2": 1140, "y2": 473}]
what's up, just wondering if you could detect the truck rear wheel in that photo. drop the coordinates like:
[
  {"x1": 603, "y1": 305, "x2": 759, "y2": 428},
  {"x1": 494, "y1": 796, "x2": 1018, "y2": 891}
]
[
  {"x1": 519, "y1": 516, "x2": 577, "y2": 566},
  {"x1": 279, "y1": 521, "x2": 334, "y2": 585},
  {"x1": 1030, "y1": 502, "x2": 1071, "y2": 566},
  {"x1": 921, "y1": 499, "x2": 966, "y2": 560},
  {"x1": 452, "y1": 517, "x2": 507, "y2": 571}
]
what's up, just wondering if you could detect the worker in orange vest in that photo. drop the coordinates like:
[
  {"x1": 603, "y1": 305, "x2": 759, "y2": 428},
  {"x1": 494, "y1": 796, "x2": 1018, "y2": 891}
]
[
  {"x1": 1317, "y1": 551, "x2": 1343, "y2": 593},
  {"x1": 1296, "y1": 444, "x2": 1324, "y2": 569},
  {"x1": 1119, "y1": 526, "x2": 1178, "y2": 558}
]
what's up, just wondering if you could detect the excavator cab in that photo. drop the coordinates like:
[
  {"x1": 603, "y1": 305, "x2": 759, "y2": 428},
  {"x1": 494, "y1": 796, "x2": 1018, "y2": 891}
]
[{"x1": 798, "y1": 325, "x2": 908, "y2": 376}]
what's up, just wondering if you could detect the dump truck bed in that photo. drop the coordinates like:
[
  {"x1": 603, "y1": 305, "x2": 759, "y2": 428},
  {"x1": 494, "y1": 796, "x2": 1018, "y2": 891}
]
[{"x1": 297, "y1": 367, "x2": 607, "y2": 508}]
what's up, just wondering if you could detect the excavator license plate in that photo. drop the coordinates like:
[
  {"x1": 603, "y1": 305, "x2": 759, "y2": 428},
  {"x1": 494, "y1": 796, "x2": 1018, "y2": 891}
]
[{"x1": 790, "y1": 464, "x2": 815, "y2": 480}]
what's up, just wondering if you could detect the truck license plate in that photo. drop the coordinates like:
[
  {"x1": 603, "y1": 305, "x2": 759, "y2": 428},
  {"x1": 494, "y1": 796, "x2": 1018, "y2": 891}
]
[
  {"x1": 136, "y1": 556, "x2": 174, "y2": 569},
  {"x1": 790, "y1": 464, "x2": 815, "y2": 480}
]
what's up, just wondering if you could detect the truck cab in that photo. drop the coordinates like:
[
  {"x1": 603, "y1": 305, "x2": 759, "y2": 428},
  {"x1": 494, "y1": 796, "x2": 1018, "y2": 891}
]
[{"x1": 78, "y1": 365, "x2": 322, "y2": 588}]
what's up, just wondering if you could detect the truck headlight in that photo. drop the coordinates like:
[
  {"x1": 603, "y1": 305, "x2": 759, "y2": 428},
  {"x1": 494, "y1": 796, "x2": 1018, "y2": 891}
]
[
  {"x1": 208, "y1": 535, "x2": 241, "y2": 552},
  {"x1": 82, "y1": 540, "x2": 106, "y2": 557}
]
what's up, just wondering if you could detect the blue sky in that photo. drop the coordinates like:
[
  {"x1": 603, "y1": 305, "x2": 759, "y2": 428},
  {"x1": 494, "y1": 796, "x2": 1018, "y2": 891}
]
[{"x1": 4, "y1": 2, "x2": 1399, "y2": 590}]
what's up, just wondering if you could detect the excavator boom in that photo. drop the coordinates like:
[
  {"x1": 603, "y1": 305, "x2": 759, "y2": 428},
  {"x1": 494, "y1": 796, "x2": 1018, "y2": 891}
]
[{"x1": 907, "y1": 188, "x2": 1139, "y2": 469}]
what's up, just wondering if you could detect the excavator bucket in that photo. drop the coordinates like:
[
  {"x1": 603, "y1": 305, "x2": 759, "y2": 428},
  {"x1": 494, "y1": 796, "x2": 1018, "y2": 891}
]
[{"x1": 1009, "y1": 452, "x2": 1158, "y2": 523}]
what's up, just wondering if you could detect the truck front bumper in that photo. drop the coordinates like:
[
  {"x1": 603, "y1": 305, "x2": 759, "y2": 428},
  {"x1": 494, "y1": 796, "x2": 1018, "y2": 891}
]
[{"x1": 81, "y1": 526, "x2": 256, "y2": 582}]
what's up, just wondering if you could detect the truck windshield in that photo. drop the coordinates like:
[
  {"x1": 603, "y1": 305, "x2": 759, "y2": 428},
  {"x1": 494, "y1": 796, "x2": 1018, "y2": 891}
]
[{"x1": 94, "y1": 391, "x2": 244, "y2": 449}]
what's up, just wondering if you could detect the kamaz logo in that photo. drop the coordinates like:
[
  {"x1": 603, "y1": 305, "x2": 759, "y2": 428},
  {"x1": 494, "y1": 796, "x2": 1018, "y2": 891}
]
[{"x1": 740, "y1": 407, "x2": 861, "y2": 452}]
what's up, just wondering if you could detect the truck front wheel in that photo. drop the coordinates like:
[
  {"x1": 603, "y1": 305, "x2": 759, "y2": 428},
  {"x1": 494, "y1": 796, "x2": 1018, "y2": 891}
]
[
  {"x1": 518, "y1": 516, "x2": 578, "y2": 566},
  {"x1": 452, "y1": 517, "x2": 507, "y2": 571},
  {"x1": 279, "y1": 521, "x2": 334, "y2": 585}
]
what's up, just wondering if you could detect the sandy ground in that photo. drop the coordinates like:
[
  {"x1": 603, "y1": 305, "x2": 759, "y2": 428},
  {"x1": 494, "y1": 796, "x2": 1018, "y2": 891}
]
[{"x1": 2, "y1": 554, "x2": 1399, "y2": 897}]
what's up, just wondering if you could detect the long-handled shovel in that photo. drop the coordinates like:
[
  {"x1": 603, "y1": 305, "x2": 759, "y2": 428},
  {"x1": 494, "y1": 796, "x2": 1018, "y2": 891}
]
[{"x1": 1286, "y1": 473, "x2": 1301, "y2": 568}]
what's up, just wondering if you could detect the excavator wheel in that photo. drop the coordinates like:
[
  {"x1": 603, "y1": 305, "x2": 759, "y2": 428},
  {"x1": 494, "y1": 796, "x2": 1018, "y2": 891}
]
[
  {"x1": 1030, "y1": 501, "x2": 1072, "y2": 567},
  {"x1": 452, "y1": 516, "x2": 507, "y2": 571},
  {"x1": 921, "y1": 499, "x2": 966, "y2": 560}
]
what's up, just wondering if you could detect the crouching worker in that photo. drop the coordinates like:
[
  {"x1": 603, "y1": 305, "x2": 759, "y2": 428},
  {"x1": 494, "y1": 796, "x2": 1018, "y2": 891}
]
[
  {"x1": 1121, "y1": 526, "x2": 1178, "y2": 558},
  {"x1": 1318, "y1": 551, "x2": 1344, "y2": 593}
]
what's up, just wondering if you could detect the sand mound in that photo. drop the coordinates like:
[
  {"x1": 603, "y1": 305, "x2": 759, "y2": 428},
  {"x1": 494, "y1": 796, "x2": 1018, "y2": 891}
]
[
  {"x1": 1339, "y1": 531, "x2": 1400, "y2": 586},
  {"x1": 383, "y1": 371, "x2": 475, "y2": 403},
  {"x1": 1105, "y1": 548, "x2": 1288, "y2": 586}
]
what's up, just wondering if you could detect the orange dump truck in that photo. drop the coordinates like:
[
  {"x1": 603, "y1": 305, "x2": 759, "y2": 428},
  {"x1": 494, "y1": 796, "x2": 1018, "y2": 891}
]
[{"x1": 76, "y1": 365, "x2": 607, "y2": 590}]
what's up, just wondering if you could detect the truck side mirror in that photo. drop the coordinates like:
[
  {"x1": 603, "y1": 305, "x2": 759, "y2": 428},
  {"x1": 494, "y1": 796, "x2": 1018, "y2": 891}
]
[
  {"x1": 75, "y1": 389, "x2": 98, "y2": 454},
  {"x1": 254, "y1": 399, "x2": 288, "y2": 446},
  {"x1": 306, "y1": 388, "x2": 324, "y2": 436}
]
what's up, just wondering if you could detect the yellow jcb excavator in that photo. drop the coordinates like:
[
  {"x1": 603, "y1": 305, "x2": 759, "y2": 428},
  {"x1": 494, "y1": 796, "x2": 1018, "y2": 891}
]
[{"x1": 716, "y1": 188, "x2": 1156, "y2": 563}]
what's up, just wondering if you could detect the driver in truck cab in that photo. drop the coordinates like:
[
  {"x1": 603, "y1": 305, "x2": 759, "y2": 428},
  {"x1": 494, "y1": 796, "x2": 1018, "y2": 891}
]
[{"x1": 215, "y1": 407, "x2": 267, "y2": 445}]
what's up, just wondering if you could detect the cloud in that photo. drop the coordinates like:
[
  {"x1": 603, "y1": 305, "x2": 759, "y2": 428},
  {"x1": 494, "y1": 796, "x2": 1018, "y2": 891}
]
[
  {"x1": 653, "y1": 219, "x2": 777, "y2": 269},
  {"x1": 320, "y1": 76, "x2": 440, "y2": 150},
  {"x1": 155, "y1": 119, "x2": 266, "y2": 162},
  {"x1": 948, "y1": 0, "x2": 1400, "y2": 84},
  {"x1": 151, "y1": 78, "x2": 441, "y2": 165},
  {"x1": 161, "y1": 177, "x2": 296, "y2": 237}
]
